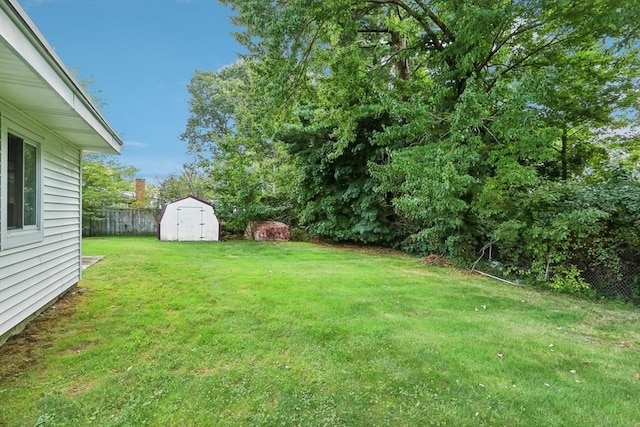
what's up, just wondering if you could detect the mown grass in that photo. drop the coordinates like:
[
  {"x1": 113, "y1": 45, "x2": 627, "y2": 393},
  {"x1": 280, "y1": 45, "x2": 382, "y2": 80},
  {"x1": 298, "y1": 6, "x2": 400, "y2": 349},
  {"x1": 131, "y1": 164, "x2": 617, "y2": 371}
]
[{"x1": 1, "y1": 236, "x2": 639, "y2": 426}]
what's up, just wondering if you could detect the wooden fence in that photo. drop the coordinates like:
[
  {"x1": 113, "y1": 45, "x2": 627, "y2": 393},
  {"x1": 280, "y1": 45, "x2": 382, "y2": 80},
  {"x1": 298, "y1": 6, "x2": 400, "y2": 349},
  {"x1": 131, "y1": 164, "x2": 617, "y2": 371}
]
[{"x1": 83, "y1": 208, "x2": 160, "y2": 237}]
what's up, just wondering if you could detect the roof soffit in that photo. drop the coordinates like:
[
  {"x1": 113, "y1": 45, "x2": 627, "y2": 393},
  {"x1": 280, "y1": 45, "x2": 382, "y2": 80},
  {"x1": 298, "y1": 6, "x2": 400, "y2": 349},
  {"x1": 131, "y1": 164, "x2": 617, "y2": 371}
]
[{"x1": 0, "y1": 0, "x2": 122, "y2": 153}]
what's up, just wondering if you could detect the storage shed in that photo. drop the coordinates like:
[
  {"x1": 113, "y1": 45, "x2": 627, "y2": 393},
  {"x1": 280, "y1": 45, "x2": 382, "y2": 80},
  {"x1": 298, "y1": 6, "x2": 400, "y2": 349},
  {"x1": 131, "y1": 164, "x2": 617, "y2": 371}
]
[{"x1": 158, "y1": 196, "x2": 219, "y2": 242}]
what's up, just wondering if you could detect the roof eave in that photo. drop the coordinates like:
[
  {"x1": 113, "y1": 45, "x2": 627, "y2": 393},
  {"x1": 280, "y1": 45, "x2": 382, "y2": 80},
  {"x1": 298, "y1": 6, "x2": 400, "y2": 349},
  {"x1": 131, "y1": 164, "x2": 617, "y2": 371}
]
[{"x1": 0, "y1": 0, "x2": 123, "y2": 154}]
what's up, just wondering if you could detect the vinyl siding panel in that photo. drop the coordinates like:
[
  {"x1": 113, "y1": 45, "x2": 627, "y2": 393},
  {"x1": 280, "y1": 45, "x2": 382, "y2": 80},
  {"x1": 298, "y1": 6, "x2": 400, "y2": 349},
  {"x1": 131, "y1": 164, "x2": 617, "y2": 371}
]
[
  {"x1": 0, "y1": 242, "x2": 78, "y2": 294},
  {"x1": 0, "y1": 113, "x2": 83, "y2": 344},
  {"x1": 1, "y1": 257, "x2": 76, "y2": 311}
]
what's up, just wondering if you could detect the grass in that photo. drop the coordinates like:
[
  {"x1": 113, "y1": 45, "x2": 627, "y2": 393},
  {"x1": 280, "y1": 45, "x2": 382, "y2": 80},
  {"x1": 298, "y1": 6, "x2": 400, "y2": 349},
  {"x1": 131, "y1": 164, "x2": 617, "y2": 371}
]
[{"x1": 1, "y1": 236, "x2": 639, "y2": 426}]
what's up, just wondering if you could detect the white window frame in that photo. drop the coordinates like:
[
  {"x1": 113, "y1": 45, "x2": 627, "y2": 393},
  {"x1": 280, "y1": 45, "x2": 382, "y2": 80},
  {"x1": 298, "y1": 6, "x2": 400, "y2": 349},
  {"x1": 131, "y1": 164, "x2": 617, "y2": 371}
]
[{"x1": 1, "y1": 115, "x2": 44, "y2": 250}]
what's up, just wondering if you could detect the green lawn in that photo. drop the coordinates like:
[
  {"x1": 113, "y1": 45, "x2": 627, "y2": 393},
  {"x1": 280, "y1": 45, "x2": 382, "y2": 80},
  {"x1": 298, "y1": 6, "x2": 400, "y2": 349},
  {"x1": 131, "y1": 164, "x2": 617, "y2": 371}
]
[{"x1": 1, "y1": 237, "x2": 639, "y2": 426}]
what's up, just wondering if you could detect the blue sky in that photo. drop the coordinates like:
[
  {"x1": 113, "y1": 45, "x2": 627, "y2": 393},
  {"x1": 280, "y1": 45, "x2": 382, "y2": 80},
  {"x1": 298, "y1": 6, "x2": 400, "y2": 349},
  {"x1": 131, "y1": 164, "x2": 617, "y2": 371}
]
[{"x1": 21, "y1": 0, "x2": 243, "y2": 182}]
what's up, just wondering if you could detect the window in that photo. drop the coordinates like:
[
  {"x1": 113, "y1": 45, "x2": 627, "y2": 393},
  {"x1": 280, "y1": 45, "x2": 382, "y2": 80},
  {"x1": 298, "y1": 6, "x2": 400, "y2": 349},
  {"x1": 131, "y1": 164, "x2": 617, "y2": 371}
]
[
  {"x1": 1, "y1": 117, "x2": 43, "y2": 249},
  {"x1": 8, "y1": 133, "x2": 38, "y2": 229}
]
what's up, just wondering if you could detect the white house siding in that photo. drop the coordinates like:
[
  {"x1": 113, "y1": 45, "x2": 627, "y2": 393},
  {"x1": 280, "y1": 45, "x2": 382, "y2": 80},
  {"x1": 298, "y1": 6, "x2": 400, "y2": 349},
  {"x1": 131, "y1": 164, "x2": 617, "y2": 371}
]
[
  {"x1": 0, "y1": 117, "x2": 82, "y2": 345},
  {"x1": 0, "y1": 0, "x2": 123, "y2": 346}
]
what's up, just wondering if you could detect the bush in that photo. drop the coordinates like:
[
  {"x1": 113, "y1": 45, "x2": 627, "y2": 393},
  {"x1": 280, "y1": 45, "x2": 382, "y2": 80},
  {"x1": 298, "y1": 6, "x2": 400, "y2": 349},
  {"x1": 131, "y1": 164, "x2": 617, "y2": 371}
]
[
  {"x1": 489, "y1": 168, "x2": 640, "y2": 298},
  {"x1": 549, "y1": 265, "x2": 591, "y2": 295}
]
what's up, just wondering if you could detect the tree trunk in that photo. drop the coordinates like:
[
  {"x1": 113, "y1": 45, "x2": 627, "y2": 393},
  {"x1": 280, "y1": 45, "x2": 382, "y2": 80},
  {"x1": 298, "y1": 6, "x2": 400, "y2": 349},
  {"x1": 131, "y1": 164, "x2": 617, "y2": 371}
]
[
  {"x1": 390, "y1": 31, "x2": 410, "y2": 81},
  {"x1": 561, "y1": 129, "x2": 568, "y2": 181}
]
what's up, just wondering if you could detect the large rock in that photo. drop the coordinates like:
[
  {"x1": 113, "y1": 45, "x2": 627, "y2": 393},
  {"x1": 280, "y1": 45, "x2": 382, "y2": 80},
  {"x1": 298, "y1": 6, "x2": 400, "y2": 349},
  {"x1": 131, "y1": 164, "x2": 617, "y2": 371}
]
[{"x1": 245, "y1": 221, "x2": 290, "y2": 241}]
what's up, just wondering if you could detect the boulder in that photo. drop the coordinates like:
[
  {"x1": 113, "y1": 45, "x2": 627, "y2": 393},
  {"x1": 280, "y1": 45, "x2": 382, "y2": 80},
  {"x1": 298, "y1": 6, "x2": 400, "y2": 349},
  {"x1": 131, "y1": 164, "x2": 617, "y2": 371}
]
[{"x1": 245, "y1": 221, "x2": 290, "y2": 241}]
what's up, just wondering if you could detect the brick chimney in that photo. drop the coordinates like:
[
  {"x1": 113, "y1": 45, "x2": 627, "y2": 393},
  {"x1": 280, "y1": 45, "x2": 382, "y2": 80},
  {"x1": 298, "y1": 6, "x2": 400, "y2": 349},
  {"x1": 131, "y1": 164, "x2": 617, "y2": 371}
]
[{"x1": 135, "y1": 178, "x2": 146, "y2": 202}]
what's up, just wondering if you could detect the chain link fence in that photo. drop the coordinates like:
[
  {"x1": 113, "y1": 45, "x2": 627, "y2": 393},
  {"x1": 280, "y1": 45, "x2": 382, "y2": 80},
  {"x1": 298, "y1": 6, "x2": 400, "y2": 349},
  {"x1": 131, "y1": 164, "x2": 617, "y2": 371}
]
[
  {"x1": 576, "y1": 254, "x2": 640, "y2": 302},
  {"x1": 470, "y1": 243, "x2": 640, "y2": 304}
]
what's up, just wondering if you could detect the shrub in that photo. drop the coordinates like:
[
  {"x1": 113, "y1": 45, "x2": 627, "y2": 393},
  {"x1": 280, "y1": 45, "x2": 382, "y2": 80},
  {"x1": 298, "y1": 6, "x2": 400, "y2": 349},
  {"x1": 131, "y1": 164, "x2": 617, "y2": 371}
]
[{"x1": 549, "y1": 265, "x2": 591, "y2": 295}]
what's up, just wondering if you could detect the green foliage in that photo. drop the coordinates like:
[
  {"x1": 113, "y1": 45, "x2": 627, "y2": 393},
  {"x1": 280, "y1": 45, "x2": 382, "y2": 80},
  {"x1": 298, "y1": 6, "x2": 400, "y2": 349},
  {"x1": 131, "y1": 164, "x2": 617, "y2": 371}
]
[
  {"x1": 489, "y1": 168, "x2": 640, "y2": 288},
  {"x1": 77, "y1": 76, "x2": 139, "y2": 218},
  {"x1": 182, "y1": 61, "x2": 299, "y2": 234},
  {"x1": 549, "y1": 265, "x2": 591, "y2": 295},
  {"x1": 209, "y1": 140, "x2": 299, "y2": 235},
  {"x1": 75, "y1": 71, "x2": 107, "y2": 111},
  {"x1": 156, "y1": 161, "x2": 214, "y2": 205},
  {"x1": 205, "y1": 0, "x2": 640, "y2": 291},
  {"x1": 82, "y1": 154, "x2": 137, "y2": 220},
  {"x1": 221, "y1": 0, "x2": 639, "y2": 257},
  {"x1": 279, "y1": 105, "x2": 403, "y2": 244}
]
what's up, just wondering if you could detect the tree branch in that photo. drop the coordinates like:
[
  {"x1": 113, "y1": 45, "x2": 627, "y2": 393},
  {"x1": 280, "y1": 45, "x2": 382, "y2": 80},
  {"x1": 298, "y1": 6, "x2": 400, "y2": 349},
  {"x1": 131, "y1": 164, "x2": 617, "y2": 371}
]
[
  {"x1": 485, "y1": 34, "x2": 570, "y2": 92},
  {"x1": 358, "y1": 27, "x2": 392, "y2": 33},
  {"x1": 413, "y1": 0, "x2": 455, "y2": 42},
  {"x1": 366, "y1": 0, "x2": 445, "y2": 51}
]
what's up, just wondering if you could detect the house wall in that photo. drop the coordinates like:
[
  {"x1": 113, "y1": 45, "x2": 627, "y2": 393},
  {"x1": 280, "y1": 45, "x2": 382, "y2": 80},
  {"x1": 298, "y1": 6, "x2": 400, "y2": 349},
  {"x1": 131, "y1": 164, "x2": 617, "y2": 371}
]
[{"x1": 0, "y1": 103, "x2": 82, "y2": 345}]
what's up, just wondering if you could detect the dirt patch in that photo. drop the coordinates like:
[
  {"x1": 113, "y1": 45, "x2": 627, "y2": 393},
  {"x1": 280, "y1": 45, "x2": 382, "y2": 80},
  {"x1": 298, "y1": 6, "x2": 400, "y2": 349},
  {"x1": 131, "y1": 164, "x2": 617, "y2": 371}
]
[
  {"x1": 420, "y1": 254, "x2": 451, "y2": 267},
  {"x1": 67, "y1": 380, "x2": 95, "y2": 396},
  {"x1": 62, "y1": 342, "x2": 92, "y2": 356},
  {"x1": 0, "y1": 287, "x2": 85, "y2": 381}
]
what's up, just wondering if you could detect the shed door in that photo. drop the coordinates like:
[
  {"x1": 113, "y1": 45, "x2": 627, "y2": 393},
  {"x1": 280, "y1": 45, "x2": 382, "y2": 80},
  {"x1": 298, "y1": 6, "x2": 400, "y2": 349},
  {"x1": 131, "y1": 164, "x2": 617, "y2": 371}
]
[{"x1": 176, "y1": 207, "x2": 205, "y2": 241}]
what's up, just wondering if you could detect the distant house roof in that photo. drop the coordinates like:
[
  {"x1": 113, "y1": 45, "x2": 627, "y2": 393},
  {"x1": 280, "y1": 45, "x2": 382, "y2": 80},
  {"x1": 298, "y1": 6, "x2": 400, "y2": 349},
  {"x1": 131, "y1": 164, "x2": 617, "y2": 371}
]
[{"x1": 0, "y1": 0, "x2": 122, "y2": 153}]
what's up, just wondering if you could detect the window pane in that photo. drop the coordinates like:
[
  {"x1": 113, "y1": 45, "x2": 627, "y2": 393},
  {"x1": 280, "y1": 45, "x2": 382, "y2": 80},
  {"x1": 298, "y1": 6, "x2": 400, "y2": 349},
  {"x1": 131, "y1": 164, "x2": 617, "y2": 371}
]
[
  {"x1": 23, "y1": 143, "x2": 37, "y2": 226},
  {"x1": 7, "y1": 134, "x2": 23, "y2": 229}
]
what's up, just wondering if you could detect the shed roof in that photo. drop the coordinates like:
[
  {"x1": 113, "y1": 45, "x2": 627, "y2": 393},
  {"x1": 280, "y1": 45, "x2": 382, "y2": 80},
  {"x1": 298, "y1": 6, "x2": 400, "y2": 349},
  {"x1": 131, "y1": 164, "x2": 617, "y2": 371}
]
[
  {"x1": 0, "y1": 0, "x2": 122, "y2": 153},
  {"x1": 166, "y1": 195, "x2": 214, "y2": 207},
  {"x1": 157, "y1": 195, "x2": 215, "y2": 223}
]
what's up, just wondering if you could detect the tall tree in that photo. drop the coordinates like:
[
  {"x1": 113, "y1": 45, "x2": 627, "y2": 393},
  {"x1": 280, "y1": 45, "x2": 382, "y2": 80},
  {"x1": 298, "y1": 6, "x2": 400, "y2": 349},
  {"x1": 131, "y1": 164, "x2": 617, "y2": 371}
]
[
  {"x1": 182, "y1": 61, "x2": 299, "y2": 233},
  {"x1": 82, "y1": 154, "x2": 137, "y2": 220},
  {"x1": 156, "y1": 161, "x2": 214, "y2": 205},
  {"x1": 279, "y1": 104, "x2": 403, "y2": 243},
  {"x1": 222, "y1": 0, "x2": 640, "y2": 258}
]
